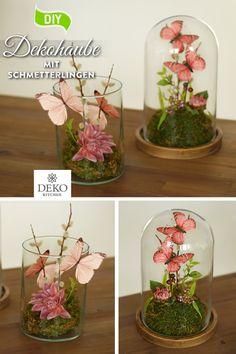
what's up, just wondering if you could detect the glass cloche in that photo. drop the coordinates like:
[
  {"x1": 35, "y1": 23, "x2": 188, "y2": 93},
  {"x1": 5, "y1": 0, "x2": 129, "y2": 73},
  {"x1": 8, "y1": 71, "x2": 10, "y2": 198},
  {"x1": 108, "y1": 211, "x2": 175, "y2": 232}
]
[
  {"x1": 143, "y1": 15, "x2": 219, "y2": 150},
  {"x1": 138, "y1": 209, "x2": 216, "y2": 346}
]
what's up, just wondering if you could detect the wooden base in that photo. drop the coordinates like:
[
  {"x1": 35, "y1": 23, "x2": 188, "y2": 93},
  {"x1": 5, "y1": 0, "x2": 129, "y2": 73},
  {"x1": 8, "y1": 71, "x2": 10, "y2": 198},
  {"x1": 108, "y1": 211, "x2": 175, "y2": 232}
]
[
  {"x1": 136, "y1": 307, "x2": 218, "y2": 348},
  {"x1": 0, "y1": 284, "x2": 10, "y2": 310},
  {"x1": 135, "y1": 126, "x2": 223, "y2": 159}
]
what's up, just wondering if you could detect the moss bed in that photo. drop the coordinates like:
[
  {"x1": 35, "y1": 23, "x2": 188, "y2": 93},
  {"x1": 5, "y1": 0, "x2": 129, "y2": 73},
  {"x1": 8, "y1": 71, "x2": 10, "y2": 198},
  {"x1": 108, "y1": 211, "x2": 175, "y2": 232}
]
[
  {"x1": 22, "y1": 282, "x2": 80, "y2": 339},
  {"x1": 62, "y1": 138, "x2": 123, "y2": 183},
  {"x1": 147, "y1": 108, "x2": 214, "y2": 148},
  {"x1": 144, "y1": 297, "x2": 206, "y2": 337}
]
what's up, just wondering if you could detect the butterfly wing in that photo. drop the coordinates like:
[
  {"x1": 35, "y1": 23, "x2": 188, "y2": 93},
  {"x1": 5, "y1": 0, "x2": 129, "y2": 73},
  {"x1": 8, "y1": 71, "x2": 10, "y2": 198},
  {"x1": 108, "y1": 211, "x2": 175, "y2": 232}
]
[
  {"x1": 167, "y1": 253, "x2": 194, "y2": 272},
  {"x1": 186, "y1": 49, "x2": 206, "y2": 71},
  {"x1": 59, "y1": 80, "x2": 84, "y2": 113},
  {"x1": 173, "y1": 212, "x2": 186, "y2": 228},
  {"x1": 164, "y1": 62, "x2": 192, "y2": 81},
  {"x1": 172, "y1": 231, "x2": 185, "y2": 245},
  {"x1": 25, "y1": 250, "x2": 49, "y2": 277},
  {"x1": 179, "y1": 34, "x2": 199, "y2": 45},
  {"x1": 160, "y1": 20, "x2": 182, "y2": 40},
  {"x1": 172, "y1": 39, "x2": 184, "y2": 53},
  {"x1": 94, "y1": 91, "x2": 119, "y2": 118},
  {"x1": 182, "y1": 218, "x2": 196, "y2": 232},
  {"x1": 60, "y1": 240, "x2": 83, "y2": 272},
  {"x1": 84, "y1": 104, "x2": 107, "y2": 130},
  {"x1": 153, "y1": 236, "x2": 173, "y2": 263},
  {"x1": 37, "y1": 264, "x2": 59, "y2": 288},
  {"x1": 157, "y1": 226, "x2": 177, "y2": 236},
  {"x1": 36, "y1": 93, "x2": 67, "y2": 125},
  {"x1": 75, "y1": 253, "x2": 106, "y2": 284}
]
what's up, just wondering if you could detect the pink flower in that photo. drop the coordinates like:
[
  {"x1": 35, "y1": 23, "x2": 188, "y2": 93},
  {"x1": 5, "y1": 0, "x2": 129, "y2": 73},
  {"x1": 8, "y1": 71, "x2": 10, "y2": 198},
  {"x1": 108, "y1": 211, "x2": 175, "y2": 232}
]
[
  {"x1": 189, "y1": 95, "x2": 207, "y2": 108},
  {"x1": 29, "y1": 281, "x2": 71, "y2": 320},
  {"x1": 154, "y1": 287, "x2": 171, "y2": 301},
  {"x1": 72, "y1": 123, "x2": 115, "y2": 163}
]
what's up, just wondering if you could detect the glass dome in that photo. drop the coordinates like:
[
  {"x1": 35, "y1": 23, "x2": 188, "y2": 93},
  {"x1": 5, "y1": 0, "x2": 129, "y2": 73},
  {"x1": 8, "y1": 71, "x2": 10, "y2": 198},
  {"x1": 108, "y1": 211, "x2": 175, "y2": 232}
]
[
  {"x1": 140, "y1": 209, "x2": 214, "y2": 338},
  {"x1": 144, "y1": 15, "x2": 218, "y2": 148}
]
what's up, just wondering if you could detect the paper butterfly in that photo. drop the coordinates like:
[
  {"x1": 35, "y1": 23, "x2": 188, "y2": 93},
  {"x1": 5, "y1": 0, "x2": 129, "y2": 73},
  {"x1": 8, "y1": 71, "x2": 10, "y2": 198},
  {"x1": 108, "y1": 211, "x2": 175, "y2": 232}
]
[
  {"x1": 153, "y1": 236, "x2": 193, "y2": 272},
  {"x1": 36, "y1": 80, "x2": 84, "y2": 126},
  {"x1": 94, "y1": 90, "x2": 119, "y2": 118},
  {"x1": 160, "y1": 20, "x2": 199, "y2": 53},
  {"x1": 164, "y1": 47, "x2": 206, "y2": 82},
  {"x1": 25, "y1": 250, "x2": 49, "y2": 277},
  {"x1": 60, "y1": 239, "x2": 106, "y2": 284},
  {"x1": 157, "y1": 211, "x2": 196, "y2": 245}
]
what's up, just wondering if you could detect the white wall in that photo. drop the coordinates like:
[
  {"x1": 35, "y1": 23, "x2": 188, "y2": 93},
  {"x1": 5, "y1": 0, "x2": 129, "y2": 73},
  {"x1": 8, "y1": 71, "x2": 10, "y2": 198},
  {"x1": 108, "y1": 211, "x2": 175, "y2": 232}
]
[
  {"x1": 0, "y1": 0, "x2": 236, "y2": 119},
  {"x1": 119, "y1": 200, "x2": 236, "y2": 297},
  {"x1": 0, "y1": 200, "x2": 114, "y2": 269}
]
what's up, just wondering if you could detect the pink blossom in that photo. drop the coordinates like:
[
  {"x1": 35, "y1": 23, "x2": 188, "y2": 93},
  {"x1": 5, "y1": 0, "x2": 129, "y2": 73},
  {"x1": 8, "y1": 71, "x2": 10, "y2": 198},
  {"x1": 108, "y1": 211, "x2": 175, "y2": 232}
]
[
  {"x1": 72, "y1": 123, "x2": 115, "y2": 163},
  {"x1": 189, "y1": 95, "x2": 207, "y2": 108},
  {"x1": 154, "y1": 287, "x2": 171, "y2": 301},
  {"x1": 29, "y1": 281, "x2": 71, "y2": 320}
]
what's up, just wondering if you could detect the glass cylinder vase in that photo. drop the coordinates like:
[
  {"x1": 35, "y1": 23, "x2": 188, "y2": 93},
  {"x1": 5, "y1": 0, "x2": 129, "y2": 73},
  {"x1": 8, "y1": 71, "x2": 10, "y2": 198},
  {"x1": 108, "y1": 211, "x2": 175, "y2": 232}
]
[
  {"x1": 54, "y1": 76, "x2": 124, "y2": 185},
  {"x1": 140, "y1": 209, "x2": 214, "y2": 338},
  {"x1": 21, "y1": 236, "x2": 88, "y2": 342},
  {"x1": 144, "y1": 15, "x2": 218, "y2": 148}
]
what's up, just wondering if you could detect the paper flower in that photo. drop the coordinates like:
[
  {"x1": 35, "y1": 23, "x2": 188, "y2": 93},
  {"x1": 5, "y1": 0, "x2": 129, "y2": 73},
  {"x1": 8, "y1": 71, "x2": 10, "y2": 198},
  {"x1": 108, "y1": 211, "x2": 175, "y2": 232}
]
[
  {"x1": 29, "y1": 281, "x2": 71, "y2": 320},
  {"x1": 72, "y1": 123, "x2": 115, "y2": 163},
  {"x1": 154, "y1": 287, "x2": 171, "y2": 300},
  {"x1": 189, "y1": 95, "x2": 207, "y2": 108}
]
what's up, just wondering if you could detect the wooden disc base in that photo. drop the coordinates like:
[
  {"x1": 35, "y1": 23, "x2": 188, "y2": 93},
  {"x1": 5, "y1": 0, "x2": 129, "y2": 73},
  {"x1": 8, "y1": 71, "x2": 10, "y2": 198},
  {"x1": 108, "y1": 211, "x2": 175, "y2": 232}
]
[
  {"x1": 135, "y1": 126, "x2": 223, "y2": 159},
  {"x1": 136, "y1": 307, "x2": 217, "y2": 348},
  {"x1": 0, "y1": 284, "x2": 10, "y2": 310}
]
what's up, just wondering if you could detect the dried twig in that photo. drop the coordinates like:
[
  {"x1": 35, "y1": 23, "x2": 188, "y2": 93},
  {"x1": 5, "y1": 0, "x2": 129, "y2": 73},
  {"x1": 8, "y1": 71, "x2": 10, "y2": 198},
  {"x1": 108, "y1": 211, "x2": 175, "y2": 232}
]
[{"x1": 59, "y1": 203, "x2": 73, "y2": 256}]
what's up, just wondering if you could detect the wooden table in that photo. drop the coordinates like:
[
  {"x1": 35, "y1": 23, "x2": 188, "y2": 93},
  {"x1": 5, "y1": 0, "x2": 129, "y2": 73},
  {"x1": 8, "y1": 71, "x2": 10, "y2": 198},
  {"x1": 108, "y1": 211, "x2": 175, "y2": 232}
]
[
  {"x1": 0, "y1": 258, "x2": 114, "y2": 354},
  {"x1": 1, "y1": 95, "x2": 236, "y2": 196},
  {"x1": 119, "y1": 273, "x2": 236, "y2": 354}
]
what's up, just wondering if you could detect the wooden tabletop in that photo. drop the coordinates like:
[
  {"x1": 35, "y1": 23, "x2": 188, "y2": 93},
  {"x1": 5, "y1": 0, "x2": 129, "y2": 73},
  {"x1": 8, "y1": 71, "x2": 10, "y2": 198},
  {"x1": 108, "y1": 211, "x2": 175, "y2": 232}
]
[
  {"x1": 1, "y1": 95, "x2": 236, "y2": 197},
  {"x1": 119, "y1": 273, "x2": 236, "y2": 354},
  {"x1": 0, "y1": 257, "x2": 114, "y2": 354}
]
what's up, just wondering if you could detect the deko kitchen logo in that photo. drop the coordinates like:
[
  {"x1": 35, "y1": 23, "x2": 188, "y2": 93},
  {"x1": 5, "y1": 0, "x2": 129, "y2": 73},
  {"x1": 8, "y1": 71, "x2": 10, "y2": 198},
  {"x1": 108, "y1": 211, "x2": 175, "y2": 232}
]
[
  {"x1": 34, "y1": 7, "x2": 72, "y2": 31},
  {"x1": 34, "y1": 170, "x2": 71, "y2": 199}
]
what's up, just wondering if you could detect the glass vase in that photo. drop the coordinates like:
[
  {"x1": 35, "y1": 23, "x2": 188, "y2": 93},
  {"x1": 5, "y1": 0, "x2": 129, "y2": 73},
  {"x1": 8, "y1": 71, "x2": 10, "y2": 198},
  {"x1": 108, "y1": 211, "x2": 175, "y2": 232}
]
[
  {"x1": 21, "y1": 236, "x2": 88, "y2": 342},
  {"x1": 140, "y1": 209, "x2": 214, "y2": 338},
  {"x1": 144, "y1": 15, "x2": 218, "y2": 148},
  {"x1": 54, "y1": 76, "x2": 124, "y2": 185}
]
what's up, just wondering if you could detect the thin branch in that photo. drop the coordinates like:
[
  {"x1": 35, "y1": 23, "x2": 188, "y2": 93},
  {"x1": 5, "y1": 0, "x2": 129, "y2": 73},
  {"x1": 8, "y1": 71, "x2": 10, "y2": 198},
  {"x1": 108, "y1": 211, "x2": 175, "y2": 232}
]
[
  {"x1": 59, "y1": 203, "x2": 73, "y2": 256},
  {"x1": 98, "y1": 64, "x2": 114, "y2": 118},
  {"x1": 30, "y1": 224, "x2": 46, "y2": 277}
]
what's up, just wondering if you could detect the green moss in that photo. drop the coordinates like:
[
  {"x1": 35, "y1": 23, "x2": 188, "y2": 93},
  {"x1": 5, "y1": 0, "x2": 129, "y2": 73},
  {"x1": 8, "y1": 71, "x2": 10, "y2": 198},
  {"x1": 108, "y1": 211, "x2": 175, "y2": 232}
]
[
  {"x1": 22, "y1": 279, "x2": 80, "y2": 339},
  {"x1": 144, "y1": 297, "x2": 206, "y2": 337},
  {"x1": 147, "y1": 107, "x2": 214, "y2": 148},
  {"x1": 62, "y1": 136, "x2": 123, "y2": 183}
]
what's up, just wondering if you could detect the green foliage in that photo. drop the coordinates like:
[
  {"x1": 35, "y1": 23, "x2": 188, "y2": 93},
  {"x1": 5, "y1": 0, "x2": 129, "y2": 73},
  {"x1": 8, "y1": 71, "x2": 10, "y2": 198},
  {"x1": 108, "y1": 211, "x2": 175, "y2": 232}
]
[
  {"x1": 145, "y1": 297, "x2": 206, "y2": 336},
  {"x1": 65, "y1": 118, "x2": 77, "y2": 144},
  {"x1": 150, "y1": 280, "x2": 165, "y2": 291},
  {"x1": 189, "y1": 271, "x2": 202, "y2": 279},
  {"x1": 192, "y1": 301, "x2": 202, "y2": 318},
  {"x1": 157, "y1": 67, "x2": 173, "y2": 87},
  {"x1": 162, "y1": 272, "x2": 168, "y2": 286},
  {"x1": 195, "y1": 90, "x2": 209, "y2": 99},
  {"x1": 147, "y1": 108, "x2": 214, "y2": 148},
  {"x1": 188, "y1": 280, "x2": 196, "y2": 297},
  {"x1": 22, "y1": 279, "x2": 80, "y2": 339}
]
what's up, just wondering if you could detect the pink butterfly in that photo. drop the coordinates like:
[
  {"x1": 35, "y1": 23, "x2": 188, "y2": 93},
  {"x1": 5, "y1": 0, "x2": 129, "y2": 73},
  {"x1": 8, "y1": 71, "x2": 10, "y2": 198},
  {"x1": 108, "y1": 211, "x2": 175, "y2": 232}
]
[
  {"x1": 37, "y1": 264, "x2": 60, "y2": 288},
  {"x1": 166, "y1": 253, "x2": 194, "y2": 272},
  {"x1": 157, "y1": 212, "x2": 196, "y2": 245},
  {"x1": 164, "y1": 47, "x2": 206, "y2": 82},
  {"x1": 25, "y1": 250, "x2": 49, "y2": 277},
  {"x1": 160, "y1": 20, "x2": 199, "y2": 53},
  {"x1": 153, "y1": 236, "x2": 193, "y2": 272},
  {"x1": 60, "y1": 239, "x2": 106, "y2": 284},
  {"x1": 153, "y1": 236, "x2": 173, "y2": 263},
  {"x1": 36, "y1": 79, "x2": 84, "y2": 126},
  {"x1": 94, "y1": 90, "x2": 119, "y2": 118}
]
